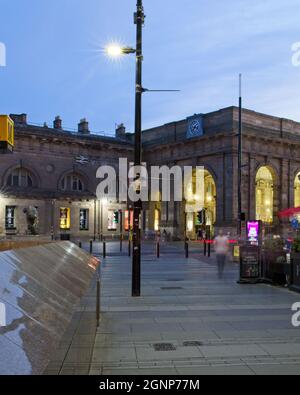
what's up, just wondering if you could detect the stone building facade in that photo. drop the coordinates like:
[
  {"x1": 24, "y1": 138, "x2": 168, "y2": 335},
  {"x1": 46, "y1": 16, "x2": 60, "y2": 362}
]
[{"x1": 1, "y1": 106, "x2": 300, "y2": 240}]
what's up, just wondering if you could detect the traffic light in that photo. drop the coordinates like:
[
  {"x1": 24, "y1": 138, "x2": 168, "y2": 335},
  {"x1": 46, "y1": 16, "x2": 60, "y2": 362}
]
[
  {"x1": 239, "y1": 212, "x2": 246, "y2": 221},
  {"x1": 197, "y1": 210, "x2": 206, "y2": 225},
  {"x1": 113, "y1": 211, "x2": 119, "y2": 224}
]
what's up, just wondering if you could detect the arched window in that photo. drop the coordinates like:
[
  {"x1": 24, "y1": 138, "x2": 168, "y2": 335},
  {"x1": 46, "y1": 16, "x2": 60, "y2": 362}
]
[
  {"x1": 6, "y1": 168, "x2": 35, "y2": 188},
  {"x1": 60, "y1": 173, "x2": 85, "y2": 192},
  {"x1": 295, "y1": 172, "x2": 300, "y2": 207},
  {"x1": 256, "y1": 166, "x2": 274, "y2": 223}
]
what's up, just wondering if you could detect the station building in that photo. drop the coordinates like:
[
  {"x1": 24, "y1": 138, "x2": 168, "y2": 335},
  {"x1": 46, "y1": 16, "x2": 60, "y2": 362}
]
[{"x1": 1, "y1": 106, "x2": 300, "y2": 240}]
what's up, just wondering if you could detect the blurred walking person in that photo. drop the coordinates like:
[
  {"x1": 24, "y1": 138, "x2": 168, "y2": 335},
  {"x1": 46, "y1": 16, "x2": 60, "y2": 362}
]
[{"x1": 214, "y1": 230, "x2": 229, "y2": 278}]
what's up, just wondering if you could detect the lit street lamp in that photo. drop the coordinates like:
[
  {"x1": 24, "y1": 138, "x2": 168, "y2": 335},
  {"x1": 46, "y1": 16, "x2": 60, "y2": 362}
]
[
  {"x1": 105, "y1": 0, "x2": 145, "y2": 297},
  {"x1": 105, "y1": 44, "x2": 136, "y2": 57}
]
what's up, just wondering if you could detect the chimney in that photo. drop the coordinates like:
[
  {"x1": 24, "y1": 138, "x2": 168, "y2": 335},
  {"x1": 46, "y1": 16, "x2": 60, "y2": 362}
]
[
  {"x1": 53, "y1": 116, "x2": 62, "y2": 130},
  {"x1": 78, "y1": 118, "x2": 90, "y2": 134},
  {"x1": 9, "y1": 113, "x2": 27, "y2": 124},
  {"x1": 116, "y1": 123, "x2": 126, "y2": 139}
]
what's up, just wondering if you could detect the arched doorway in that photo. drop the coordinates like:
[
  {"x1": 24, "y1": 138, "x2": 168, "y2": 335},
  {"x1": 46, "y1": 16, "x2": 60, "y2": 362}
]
[
  {"x1": 185, "y1": 169, "x2": 217, "y2": 236},
  {"x1": 295, "y1": 172, "x2": 300, "y2": 208},
  {"x1": 256, "y1": 166, "x2": 274, "y2": 223},
  {"x1": 204, "y1": 171, "x2": 216, "y2": 227},
  {"x1": 154, "y1": 208, "x2": 161, "y2": 231}
]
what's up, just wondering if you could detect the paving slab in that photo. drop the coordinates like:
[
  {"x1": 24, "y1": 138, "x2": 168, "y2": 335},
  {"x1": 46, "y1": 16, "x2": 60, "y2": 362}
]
[{"x1": 89, "y1": 241, "x2": 300, "y2": 376}]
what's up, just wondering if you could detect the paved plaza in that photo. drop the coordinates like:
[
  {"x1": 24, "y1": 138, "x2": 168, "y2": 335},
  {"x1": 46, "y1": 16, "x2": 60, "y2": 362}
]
[{"x1": 79, "y1": 242, "x2": 300, "y2": 375}]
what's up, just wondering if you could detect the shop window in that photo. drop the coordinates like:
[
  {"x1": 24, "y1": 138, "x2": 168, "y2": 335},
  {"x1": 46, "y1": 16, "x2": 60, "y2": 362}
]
[
  {"x1": 5, "y1": 206, "x2": 16, "y2": 230},
  {"x1": 79, "y1": 209, "x2": 89, "y2": 231},
  {"x1": 60, "y1": 208, "x2": 71, "y2": 230}
]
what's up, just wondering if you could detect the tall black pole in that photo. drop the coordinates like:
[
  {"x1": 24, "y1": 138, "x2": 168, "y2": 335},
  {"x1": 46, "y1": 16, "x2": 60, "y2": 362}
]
[
  {"x1": 237, "y1": 74, "x2": 243, "y2": 238},
  {"x1": 132, "y1": 0, "x2": 144, "y2": 297}
]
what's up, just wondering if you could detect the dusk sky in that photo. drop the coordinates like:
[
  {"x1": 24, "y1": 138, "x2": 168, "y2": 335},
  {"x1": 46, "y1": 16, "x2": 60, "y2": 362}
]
[{"x1": 0, "y1": 0, "x2": 300, "y2": 135}]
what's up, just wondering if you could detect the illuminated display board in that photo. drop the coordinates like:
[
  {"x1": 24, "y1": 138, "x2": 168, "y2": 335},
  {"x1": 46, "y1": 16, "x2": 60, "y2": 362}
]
[{"x1": 0, "y1": 115, "x2": 14, "y2": 151}]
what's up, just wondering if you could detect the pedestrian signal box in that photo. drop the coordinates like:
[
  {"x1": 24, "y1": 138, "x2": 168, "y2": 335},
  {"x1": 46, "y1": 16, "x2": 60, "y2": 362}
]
[{"x1": 0, "y1": 115, "x2": 14, "y2": 153}]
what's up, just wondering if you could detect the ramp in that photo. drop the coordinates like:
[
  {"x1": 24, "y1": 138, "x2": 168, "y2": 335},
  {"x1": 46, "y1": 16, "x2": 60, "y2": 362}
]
[{"x1": 0, "y1": 241, "x2": 99, "y2": 375}]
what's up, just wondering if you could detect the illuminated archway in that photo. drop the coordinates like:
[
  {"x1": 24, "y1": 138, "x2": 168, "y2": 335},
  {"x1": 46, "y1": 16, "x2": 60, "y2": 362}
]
[
  {"x1": 256, "y1": 166, "x2": 274, "y2": 223},
  {"x1": 204, "y1": 171, "x2": 216, "y2": 226},
  {"x1": 185, "y1": 169, "x2": 217, "y2": 233},
  {"x1": 154, "y1": 209, "x2": 161, "y2": 231},
  {"x1": 295, "y1": 172, "x2": 300, "y2": 207}
]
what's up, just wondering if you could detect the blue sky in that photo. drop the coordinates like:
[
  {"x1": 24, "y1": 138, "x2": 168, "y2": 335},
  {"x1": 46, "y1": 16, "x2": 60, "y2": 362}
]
[{"x1": 0, "y1": 0, "x2": 300, "y2": 134}]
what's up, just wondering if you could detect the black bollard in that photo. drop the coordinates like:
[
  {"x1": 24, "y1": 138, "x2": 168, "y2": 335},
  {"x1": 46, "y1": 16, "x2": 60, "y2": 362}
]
[
  {"x1": 157, "y1": 241, "x2": 160, "y2": 259},
  {"x1": 90, "y1": 240, "x2": 93, "y2": 254},
  {"x1": 103, "y1": 241, "x2": 106, "y2": 258},
  {"x1": 208, "y1": 240, "x2": 211, "y2": 258},
  {"x1": 79, "y1": 241, "x2": 82, "y2": 249},
  {"x1": 185, "y1": 241, "x2": 189, "y2": 259},
  {"x1": 120, "y1": 235, "x2": 123, "y2": 252},
  {"x1": 128, "y1": 240, "x2": 131, "y2": 257},
  {"x1": 204, "y1": 239, "x2": 207, "y2": 256},
  {"x1": 96, "y1": 277, "x2": 100, "y2": 327}
]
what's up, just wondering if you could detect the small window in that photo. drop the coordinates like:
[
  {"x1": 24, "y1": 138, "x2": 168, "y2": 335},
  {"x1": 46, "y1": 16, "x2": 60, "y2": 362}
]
[
  {"x1": 60, "y1": 208, "x2": 71, "y2": 230},
  {"x1": 5, "y1": 206, "x2": 16, "y2": 230},
  {"x1": 79, "y1": 209, "x2": 89, "y2": 231},
  {"x1": 108, "y1": 210, "x2": 117, "y2": 231}
]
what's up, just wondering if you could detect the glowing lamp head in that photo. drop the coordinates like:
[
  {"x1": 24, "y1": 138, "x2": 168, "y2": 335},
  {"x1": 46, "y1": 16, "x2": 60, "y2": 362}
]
[{"x1": 105, "y1": 44, "x2": 123, "y2": 58}]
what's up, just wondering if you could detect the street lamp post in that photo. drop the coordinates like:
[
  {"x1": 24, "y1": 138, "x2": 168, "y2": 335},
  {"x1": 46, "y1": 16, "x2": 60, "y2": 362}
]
[
  {"x1": 132, "y1": 0, "x2": 145, "y2": 297},
  {"x1": 104, "y1": 1, "x2": 144, "y2": 297},
  {"x1": 237, "y1": 74, "x2": 243, "y2": 238}
]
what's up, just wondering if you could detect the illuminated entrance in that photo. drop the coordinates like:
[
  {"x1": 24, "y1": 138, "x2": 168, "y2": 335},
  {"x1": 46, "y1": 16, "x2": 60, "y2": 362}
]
[
  {"x1": 154, "y1": 208, "x2": 160, "y2": 231},
  {"x1": 204, "y1": 171, "x2": 216, "y2": 227},
  {"x1": 256, "y1": 166, "x2": 274, "y2": 223},
  {"x1": 295, "y1": 172, "x2": 300, "y2": 208},
  {"x1": 185, "y1": 169, "x2": 216, "y2": 234}
]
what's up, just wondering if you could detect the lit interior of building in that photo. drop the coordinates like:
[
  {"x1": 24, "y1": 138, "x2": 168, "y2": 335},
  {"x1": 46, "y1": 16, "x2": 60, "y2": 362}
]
[{"x1": 256, "y1": 166, "x2": 274, "y2": 223}]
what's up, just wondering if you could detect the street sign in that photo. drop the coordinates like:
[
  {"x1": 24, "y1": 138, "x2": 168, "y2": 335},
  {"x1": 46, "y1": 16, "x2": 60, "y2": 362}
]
[{"x1": 0, "y1": 115, "x2": 14, "y2": 152}]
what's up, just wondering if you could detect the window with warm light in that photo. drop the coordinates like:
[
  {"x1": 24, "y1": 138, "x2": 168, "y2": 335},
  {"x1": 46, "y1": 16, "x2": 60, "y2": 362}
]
[
  {"x1": 295, "y1": 172, "x2": 300, "y2": 208},
  {"x1": 125, "y1": 210, "x2": 134, "y2": 231},
  {"x1": 60, "y1": 208, "x2": 71, "y2": 230},
  {"x1": 256, "y1": 167, "x2": 274, "y2": 223}
]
